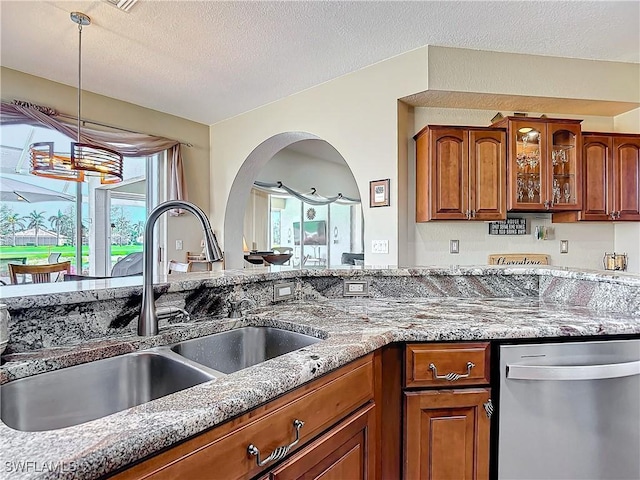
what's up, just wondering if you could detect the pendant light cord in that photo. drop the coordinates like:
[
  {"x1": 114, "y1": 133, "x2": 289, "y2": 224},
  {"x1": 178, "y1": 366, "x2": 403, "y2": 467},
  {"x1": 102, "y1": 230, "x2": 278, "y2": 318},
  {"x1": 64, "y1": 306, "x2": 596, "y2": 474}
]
[{"x1": 77, "y1": 22, "x2": 82, "y2": 144}]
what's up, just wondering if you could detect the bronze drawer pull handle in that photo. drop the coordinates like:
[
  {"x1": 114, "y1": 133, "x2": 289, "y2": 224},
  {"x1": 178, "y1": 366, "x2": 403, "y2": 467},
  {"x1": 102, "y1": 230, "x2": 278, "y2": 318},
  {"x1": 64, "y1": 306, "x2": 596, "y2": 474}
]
[
  {"x1": 247, "y1": 419, "x2": 305, "y2": 467},
  {"x1": 429, "y1": 361, "x2": 475, "y2": 381}
]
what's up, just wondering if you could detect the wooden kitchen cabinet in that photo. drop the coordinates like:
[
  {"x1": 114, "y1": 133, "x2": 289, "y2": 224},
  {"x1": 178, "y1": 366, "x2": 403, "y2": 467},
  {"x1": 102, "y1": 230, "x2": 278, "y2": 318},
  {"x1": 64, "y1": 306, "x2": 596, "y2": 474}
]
[
  {"x1": 554, "y1": 133, "x2": 640, "y2": 222},
  {"x1": 111, "y1": 354, "x2": 375, "y2": 480},
  {"x1": 261, "y1": 403, "x2": 375, "y2": 480},
  {"x1": 405, "y1": 342, "x2": 490, "y2": 389},
  {"x1": 404, "y1": 389, "x2": 491, "y2": 480},
  {"x1": 492, "y1": 117, "x2": 583, "y2": 212},
  {"x1": 403, "y1": 343, "x2": 491, "y2": 480},
  {"x1": 414, "y1": 126, "x2": 506, "y2": 221}
]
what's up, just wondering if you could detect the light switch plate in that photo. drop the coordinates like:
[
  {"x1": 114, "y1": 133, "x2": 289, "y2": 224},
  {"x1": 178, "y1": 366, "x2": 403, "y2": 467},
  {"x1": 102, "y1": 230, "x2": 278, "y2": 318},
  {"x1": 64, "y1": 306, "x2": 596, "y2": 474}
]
[
  {"x1": 273, "y1": 282, "x2": 295, "y2": 301},
  {"x1": 450, "y1": 240, "x2": 460, "y2": 254},
  {"x1": 371, "y1": 240, "x2": 388, "y2": 254},
  {"x1": 343, "y1": 280, "x2": 369, "y2": 297},
  {"x1": 175, "y1": 240, "x2": 183, "y2": 250},
  {"x1": 560, "y1": 240, "x2": 569, "y2": 254}
]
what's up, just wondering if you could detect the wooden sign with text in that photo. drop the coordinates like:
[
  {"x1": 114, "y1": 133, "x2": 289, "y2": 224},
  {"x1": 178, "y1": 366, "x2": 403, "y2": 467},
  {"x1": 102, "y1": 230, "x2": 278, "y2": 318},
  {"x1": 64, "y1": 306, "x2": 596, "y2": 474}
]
[{"x1": 488, "y1": 254, "x2": 550, "y2": 266}]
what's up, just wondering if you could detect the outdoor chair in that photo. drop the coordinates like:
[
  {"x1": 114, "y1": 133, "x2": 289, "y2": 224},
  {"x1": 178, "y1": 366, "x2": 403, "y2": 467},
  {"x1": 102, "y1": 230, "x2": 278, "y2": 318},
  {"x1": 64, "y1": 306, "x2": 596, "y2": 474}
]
[
  {"x1": 9, "y1": 261, "x2": 71, "y2": 284},
  {"x1": 47, "y1": 252, "x2": 62, "y2": 263}
]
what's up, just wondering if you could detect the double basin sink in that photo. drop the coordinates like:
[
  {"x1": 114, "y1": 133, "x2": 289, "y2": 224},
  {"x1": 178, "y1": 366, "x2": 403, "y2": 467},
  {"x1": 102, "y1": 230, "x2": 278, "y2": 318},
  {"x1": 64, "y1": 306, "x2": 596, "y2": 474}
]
[{"x1": 1, "y1": 327, "x2": 322, "y2": 432}]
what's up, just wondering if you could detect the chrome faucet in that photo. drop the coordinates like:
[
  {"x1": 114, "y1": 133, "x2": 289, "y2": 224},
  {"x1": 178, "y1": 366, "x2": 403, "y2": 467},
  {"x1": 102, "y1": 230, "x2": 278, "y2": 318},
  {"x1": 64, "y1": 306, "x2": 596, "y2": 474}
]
[{"x1": 138, "y1": 200, "x2": 223, "y2": 336}]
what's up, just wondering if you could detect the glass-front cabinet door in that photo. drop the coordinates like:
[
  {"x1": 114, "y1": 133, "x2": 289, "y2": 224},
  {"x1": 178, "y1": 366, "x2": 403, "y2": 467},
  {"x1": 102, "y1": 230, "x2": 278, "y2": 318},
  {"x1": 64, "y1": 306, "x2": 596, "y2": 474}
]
[
  {"x1": 499, "y1": 117, "x2": 582, "y2": 211},
  {"x1": 548, "y1": 122, "x2": 582, "y2": 211},
  {"x1": 512, "y1": 121, "x2": 544, "y2": 209}
]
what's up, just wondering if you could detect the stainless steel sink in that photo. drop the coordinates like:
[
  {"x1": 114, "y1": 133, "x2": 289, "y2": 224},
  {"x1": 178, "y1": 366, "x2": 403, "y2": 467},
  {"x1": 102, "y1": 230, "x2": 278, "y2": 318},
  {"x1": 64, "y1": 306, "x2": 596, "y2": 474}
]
[
  {"x1": 0, "y1": 351, "x2": 215, "y2": 432},
  {"x1": 170, "y1": 326, "x2": 322, "y2": 374}
]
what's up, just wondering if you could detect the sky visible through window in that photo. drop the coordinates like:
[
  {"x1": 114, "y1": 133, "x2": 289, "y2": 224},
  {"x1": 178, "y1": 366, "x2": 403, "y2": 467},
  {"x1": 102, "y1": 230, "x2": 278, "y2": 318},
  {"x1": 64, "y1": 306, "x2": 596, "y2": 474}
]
[
  {"x1": 1, "y1": 124, "x2": 147, "y2": 225},
  {"x1": 1, "y1": 124, "x2": 149, "y2": 276}
]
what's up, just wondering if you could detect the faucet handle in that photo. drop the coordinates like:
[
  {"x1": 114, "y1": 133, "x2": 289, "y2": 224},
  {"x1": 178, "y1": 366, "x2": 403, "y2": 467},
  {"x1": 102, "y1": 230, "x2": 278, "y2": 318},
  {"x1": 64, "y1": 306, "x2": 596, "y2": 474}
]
[
  {"x1": 228, "y1": 298, "x2": 255, "y2": 318},
  {"x1": 156, "y1": 306, "x2": 191, "y2": 323}
]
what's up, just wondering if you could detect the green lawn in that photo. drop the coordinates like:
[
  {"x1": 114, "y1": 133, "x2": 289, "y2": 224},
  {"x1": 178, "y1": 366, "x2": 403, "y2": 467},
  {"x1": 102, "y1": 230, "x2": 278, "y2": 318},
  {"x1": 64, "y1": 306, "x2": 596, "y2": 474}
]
[{"x1": 0, "y1": 244, "x2": 142, "y2": 273}]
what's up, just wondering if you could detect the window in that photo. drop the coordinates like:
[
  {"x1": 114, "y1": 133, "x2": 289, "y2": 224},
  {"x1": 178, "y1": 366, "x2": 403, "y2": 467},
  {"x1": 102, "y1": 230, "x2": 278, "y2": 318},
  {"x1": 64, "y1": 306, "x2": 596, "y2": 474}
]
[
  {"x1": 0, "y1": 124, "x2": 163, "y2": 282},
  {"x1": 243, "y1": 188, "x2": 362, "y2": 269}
]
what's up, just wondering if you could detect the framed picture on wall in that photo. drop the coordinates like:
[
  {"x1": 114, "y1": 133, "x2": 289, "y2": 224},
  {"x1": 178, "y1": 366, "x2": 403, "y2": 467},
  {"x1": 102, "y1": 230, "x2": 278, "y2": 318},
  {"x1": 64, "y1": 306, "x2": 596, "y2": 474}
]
[{"x1": 369, "y1": 179, "x2": 390, "y2": 207}]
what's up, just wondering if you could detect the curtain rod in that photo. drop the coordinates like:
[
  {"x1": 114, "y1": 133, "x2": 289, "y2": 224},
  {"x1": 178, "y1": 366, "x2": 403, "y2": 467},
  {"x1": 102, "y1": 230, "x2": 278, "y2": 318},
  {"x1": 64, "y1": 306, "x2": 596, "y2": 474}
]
[{"x1": 56, "y1": 112, "x2": 193, "y2": 147}]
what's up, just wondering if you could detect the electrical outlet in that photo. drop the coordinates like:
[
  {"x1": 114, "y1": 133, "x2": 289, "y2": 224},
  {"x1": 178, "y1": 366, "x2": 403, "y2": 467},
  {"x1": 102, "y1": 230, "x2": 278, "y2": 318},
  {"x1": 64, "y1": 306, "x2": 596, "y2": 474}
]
[
  {"x1": 343, "y1": 280, "x2": 369, "y2": 297},
  {"x1": 175, "y1": 240, "x2": 183, "y2": 250},
  {"x1": 450, "y1": 239, "x2": 460, "y2": 254},
  {"x1": 273, "y1": 282, "x2": 295, "y2": 302},
  {"x1": 560, "y1": 240, "x2": 569, "y2": 254},
  {"x1": 371, "y1": 240, "x2": 388, "y2": 254}
]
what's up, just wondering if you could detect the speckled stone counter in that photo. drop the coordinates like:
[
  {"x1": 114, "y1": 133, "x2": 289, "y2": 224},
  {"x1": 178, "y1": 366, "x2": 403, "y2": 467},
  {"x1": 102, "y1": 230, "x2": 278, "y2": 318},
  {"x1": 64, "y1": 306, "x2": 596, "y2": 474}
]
[{"x1": 1, "y1": 267, "x2": 639, "y2": 479}]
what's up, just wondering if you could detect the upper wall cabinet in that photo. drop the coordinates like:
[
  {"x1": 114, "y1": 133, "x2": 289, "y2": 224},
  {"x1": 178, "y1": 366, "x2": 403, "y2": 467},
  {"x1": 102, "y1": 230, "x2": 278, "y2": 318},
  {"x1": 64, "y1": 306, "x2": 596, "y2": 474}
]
[
  {"x1": 554, "y1": 133, "x2": 640, "y2": 222},
  {"x1": 492, "y1": 117, "x2": 583, "y2": 212},
  {"x1": 415, "y1": 126, "x2": 506, "y2": 221}
]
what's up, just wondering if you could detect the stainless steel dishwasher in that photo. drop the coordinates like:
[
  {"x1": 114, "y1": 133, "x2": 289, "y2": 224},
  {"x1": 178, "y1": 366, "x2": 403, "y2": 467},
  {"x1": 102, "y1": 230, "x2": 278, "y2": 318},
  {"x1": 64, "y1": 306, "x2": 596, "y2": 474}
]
[{"x1": 498, "y1": 339, "x2": 640, "y2": 480}]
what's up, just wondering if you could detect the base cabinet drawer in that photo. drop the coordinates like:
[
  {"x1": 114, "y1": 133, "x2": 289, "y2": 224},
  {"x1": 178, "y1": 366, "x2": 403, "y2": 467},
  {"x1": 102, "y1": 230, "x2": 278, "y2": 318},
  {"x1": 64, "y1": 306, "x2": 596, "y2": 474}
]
[
  {"x1": 260, "y1": 403, "x2": 376, "y2": 480},
  {"x1": 404, "y1": 388, "x2": 491, "y2": 480},
  {"x1": 112, "y1": 355, "x2": 374, "y2": 480},
  {"x1": 405, "y1": 343, "x2": 490, "y2": 388}
]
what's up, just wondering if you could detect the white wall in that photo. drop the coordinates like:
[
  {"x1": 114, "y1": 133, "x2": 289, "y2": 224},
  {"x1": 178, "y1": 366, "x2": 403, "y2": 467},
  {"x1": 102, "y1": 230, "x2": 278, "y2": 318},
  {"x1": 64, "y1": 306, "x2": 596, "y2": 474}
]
[
  {"x1": 210, "y1": 46, "x2": 640, "y2": 270},
  {"x1": 257, "y1": 148, "x2": 360, "y2": 199},
  {"x1": 613, "y1": 107, "x2": 640, "y2": 273},
  {"x1": 243, "y1": 188, "x2": 269, "y2": 252},
  {"x1": 413, "y1": 216, "x2": 615, "y2": 270},
  {"x1": 212, "y1": 47, "x2": 430, "y2": 268}
]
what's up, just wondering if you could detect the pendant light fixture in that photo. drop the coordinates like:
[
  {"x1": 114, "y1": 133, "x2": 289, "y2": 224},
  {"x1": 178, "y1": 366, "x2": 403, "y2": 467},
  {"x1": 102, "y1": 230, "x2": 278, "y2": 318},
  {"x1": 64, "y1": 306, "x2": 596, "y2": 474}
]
[{"x1": 29, "y1": 12, "x2": 123, "y2": 184}]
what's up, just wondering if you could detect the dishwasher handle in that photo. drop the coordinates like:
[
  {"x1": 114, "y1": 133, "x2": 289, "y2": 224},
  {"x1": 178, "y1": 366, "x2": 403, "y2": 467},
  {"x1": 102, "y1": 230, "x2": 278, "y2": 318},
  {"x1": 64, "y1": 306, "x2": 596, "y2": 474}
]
[{"x1": 507, "y1": 360, "x2": 640, "y2": 381}]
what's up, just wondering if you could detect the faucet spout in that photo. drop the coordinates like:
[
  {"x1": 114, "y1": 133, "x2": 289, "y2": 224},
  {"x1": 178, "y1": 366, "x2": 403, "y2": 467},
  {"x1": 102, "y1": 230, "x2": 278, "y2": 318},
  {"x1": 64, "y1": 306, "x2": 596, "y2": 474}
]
[{"x1": 138, "y1": 200, "x2": 223, "y2": 336}]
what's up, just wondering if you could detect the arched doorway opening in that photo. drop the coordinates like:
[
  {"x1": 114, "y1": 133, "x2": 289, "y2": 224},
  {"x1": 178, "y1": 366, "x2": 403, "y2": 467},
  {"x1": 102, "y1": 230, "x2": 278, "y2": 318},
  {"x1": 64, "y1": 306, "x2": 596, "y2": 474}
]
[{"x1": 224, "y1": 132, "x2": 362, "y2": 269}]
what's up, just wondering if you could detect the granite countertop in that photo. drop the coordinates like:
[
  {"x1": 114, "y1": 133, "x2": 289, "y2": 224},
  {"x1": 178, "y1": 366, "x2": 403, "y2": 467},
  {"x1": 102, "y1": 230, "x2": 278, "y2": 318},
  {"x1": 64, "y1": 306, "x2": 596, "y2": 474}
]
[
  {"x1": 2, "y1": 291, "x2": 640, "y2": 480},
  {"x1": 3, "y1": 265, "x2": 640, "y2": 310}
]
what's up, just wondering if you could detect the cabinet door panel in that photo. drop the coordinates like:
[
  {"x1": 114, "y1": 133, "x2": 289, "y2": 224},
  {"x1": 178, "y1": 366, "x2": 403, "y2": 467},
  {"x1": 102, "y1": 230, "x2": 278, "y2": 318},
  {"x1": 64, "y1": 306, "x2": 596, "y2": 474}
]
[
  {"x1": 613, "y1": 137, "x2": 640, "y2": 220},
  {"x1": 582, "y1": 136, "x2": 612, "y2": 220},
  {"x1": 431, "y1": 129, "x2": 468, "y2": 219},
  {"x1": 404, "y1": 389, "x2": 490, "y2": 480},
  {"x1": 548, "y1": 123, "x2": 582, "y2": 211},
  {"x1": 268, "y1": 403, "x2": 374, "y2": 480},
  {"x1": 469, "y1": 130, "x2": 506, "y2": 220},
  {"x1": 415, "y1": 131, "x2": 430, "y2": 222},
  {"x1": 430, "y1": 412, "x2": 470, "y2": 479},
  {"x1": 507, "y1": 120, "x2": 546, "y2": 210}
]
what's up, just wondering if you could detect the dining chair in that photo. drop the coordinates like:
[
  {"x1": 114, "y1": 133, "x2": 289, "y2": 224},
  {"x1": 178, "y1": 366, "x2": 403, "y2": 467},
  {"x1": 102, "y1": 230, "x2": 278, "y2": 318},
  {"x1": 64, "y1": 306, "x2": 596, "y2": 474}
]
[
  {"x1": 168, "y1": 260, "x2": 193, "y2": 274},
  {"x1": 9, "y1": 261, "x2": 71, "y2": 284}
]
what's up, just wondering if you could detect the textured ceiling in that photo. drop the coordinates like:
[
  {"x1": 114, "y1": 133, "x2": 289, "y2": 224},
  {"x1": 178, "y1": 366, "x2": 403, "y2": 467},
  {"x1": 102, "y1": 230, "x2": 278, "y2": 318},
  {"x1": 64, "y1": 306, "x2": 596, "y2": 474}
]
[{"x1": 1, "y1": 1, "x2": 639, "y2": 125}]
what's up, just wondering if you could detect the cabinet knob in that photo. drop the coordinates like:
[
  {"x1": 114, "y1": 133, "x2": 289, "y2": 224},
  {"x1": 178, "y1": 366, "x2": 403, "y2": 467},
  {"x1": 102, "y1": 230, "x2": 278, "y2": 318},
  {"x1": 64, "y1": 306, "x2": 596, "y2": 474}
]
[{"x1": 544, "y1": 200, "x2": 551, "y2": 210}]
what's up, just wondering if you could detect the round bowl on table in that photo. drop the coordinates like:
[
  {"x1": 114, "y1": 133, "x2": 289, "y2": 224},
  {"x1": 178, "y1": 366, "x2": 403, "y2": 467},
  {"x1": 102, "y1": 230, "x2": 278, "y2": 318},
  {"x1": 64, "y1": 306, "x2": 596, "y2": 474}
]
[
  {"x1": 243, "y1": 254, "x2": 266, "y2": 265},
  {"x1": 262, "y1": 253, "x2": 293, "y2": 265}
]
